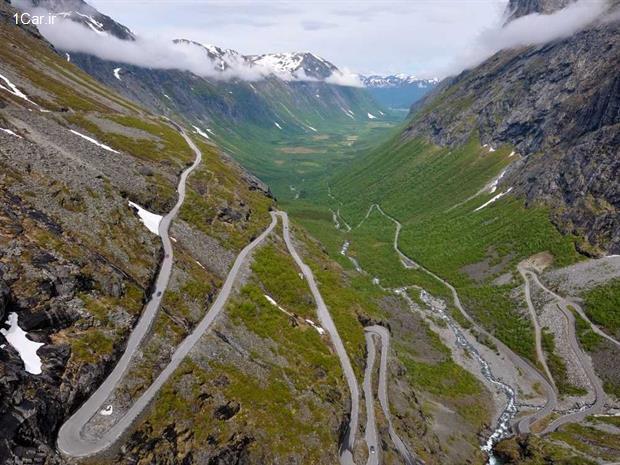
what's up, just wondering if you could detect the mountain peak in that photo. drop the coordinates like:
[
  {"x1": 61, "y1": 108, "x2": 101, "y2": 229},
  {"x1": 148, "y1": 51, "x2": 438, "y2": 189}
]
[
  {"x1": 173, "y1": 39, "x2": 244, "y2": 71},
  {"x1": 504, "y1": 0, "x2": 577, "y2": 22},
  {"x1": 249, "y1": 52, "x2": 338, "y2": 80},
  {"x1": 30, "y1": 0, "x2": 135, "y2": 40}
]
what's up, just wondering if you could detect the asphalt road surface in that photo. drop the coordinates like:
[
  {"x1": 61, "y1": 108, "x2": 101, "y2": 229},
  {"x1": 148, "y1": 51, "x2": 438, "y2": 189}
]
[
  {"x1": 364, "y1": 325, "x2": 418, "y2": 465},
  {"x1": 277, "y1": 211, "x2": 361, "y2": 465},
  {"x1": 57, "y1": 131, "x2": 278, "y2": 457}
]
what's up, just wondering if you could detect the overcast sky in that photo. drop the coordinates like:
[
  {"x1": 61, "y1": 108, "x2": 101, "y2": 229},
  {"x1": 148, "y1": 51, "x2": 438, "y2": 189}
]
[{"x1": 87, "y1": 0, "x2": 510, "y2": 78}]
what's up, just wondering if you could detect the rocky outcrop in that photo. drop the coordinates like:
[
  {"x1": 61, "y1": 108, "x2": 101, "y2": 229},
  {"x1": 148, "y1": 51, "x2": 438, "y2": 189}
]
[
  {"x1": 0, "y1": 279, "x2": 9, "y2": 322},
  {"x1": 505, "y1": 0, "x2": 576, "y2": 22},
  {"x1": 406, "y1": 5, "x2": 620, "y2": 254}
]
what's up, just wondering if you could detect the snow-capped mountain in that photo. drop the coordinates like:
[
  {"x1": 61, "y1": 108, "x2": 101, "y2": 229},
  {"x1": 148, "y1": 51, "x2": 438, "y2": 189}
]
[
  {"x1": 248, "y1": 52, "x2": 338, "y2": 80},
  {"x1": 359, "y1": 74, "x2": 440, "y2": 109},
  {"x1": 172, "y1": 40, "x2": 248, "y2": 72},
  {"x1": 30, "y1": 0, "x2": 135, "y2": 40},
  {"x1": 360, "y1": 74, "x2": 439, "y2": 89},
  {"x1": 171, "y1": 43, "x2": 338, "y2": 81},
  {"x1": 27, "y1": 0, "x2": 356, "y2": 85}
]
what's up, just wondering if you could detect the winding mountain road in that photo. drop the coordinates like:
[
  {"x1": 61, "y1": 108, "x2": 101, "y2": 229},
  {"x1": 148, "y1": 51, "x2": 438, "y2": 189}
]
[
  {"x1": 519, "y1": 266, "x2": 558, "y2": 391},
  {"x1": 524, "y1": 271, "x2": 608, "y2": 433},
  {"x1": 541, "y1": 300, "x2": 606, "y2": 433},
  {"x1": 364, "y1": 203, "x2": 557, "y2": 437},
  {"x1": 57, "y1": 130, "x2": 279, "y2": 457},
  {"x1": 57, "y1": 128, "x2": 202, "y2": 456},
  {"x1": 277, "y1": 211, "x2": 361, "y2": 465},
  {"x1": 364, "y1": 325, "x2": 418, "y2": 465},
  {"x1": 530, "y1": 271, "x2": 620, "y2": 350},
  {"x1": 363, "y1": 330, "x2": 380, "y2": 465}
]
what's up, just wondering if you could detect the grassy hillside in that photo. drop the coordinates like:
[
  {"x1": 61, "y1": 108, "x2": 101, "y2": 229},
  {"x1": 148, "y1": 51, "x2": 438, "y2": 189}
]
[
  {"x1": 290, "y1": 132, "x2": 584, "y2": 360},
  {"x1": 203, "y1": 109, "x2": 402, "y2": 202}
]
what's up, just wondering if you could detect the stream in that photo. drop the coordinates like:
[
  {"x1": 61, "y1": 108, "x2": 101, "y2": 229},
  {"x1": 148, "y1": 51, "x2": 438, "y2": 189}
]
[
  {"x1": 339, "y1": 232, "x2": 517, "y2": 464},
  {"x1": 414, "y1": 290, "x2": 517, "y2": 464}
]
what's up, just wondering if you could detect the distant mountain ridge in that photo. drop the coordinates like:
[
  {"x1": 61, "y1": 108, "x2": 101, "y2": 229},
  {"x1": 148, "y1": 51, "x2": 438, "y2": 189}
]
[
  {"x1": 360, "y1": 74, "x2": 439, "y2": 89},
  {"x1": 25, "y1": 0, "x2": 353, "y2": 85},
  {"x1": 172, "y1": 39, "x2": 343, "y2": 82},
  {"x1": 17, "y1": 0, "x2": 384, "y2": 143},
  {"x1": 359, "y1": 74, "x2": 439, "y2": 109}
]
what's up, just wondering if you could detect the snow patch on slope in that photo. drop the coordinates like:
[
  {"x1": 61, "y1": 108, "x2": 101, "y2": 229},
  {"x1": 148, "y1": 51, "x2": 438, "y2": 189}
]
[
  {"x1": 474, "y1": 188, "x2": 513, "y2": 212},
  {"x1": 128, "y1": 201, "x2": 162, "y2": 235},
  {"x1": 1, "y1": 313, "x2": 44, "y2": 375},
  {"x1": 0, "y1": 128, "x2": 22, "y2": 138},
  {"x1": 113, "y1": 68, "x2": 122, "y2": 80},
  {"x1": 193, "y1": 126, "x2": 210, "y2": 140},
  {"x1": 263, "y1": 295, "x2": 325, "y2": 335},
  {"x1": 488, "y1": 169, "x2": 508, "y2": 194},
  {"x1": 69, "y1": 130, "x2": 120, "y2": 153},
  {"x1": 0, "y1": 73, "x2": 37, "y2": 105}
]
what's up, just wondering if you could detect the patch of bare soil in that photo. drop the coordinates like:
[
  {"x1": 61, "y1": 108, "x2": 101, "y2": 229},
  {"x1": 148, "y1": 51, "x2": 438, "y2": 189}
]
[
  {"x1": 520, "y1": 251, "x2": 554, "y2": 273},
  {"x1": 460, "y1": 247, "x2": 513, "y2": 283}
]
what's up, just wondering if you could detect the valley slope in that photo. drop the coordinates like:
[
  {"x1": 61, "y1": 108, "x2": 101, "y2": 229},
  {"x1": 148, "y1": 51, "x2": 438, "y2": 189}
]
[{"x1": 2, "y1": 0, "x2": 620, "y2": 464}]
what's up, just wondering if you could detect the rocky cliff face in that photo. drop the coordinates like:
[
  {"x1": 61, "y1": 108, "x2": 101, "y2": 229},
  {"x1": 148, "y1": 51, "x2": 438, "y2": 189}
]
[
  {"x1": 505, "y1": 0, "x2": 576, "y2": 21},
  {"x1": 405, "y1": 2, "x2": 620, "y2": 255}
]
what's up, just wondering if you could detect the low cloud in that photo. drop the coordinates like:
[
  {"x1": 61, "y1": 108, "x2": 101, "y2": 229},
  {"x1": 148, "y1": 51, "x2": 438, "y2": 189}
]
[
  {"x1": 37, "y1": 18, "x2": 269, "y2": 81},
  {"x1": 325, "y1": 69, "x2": 363, "y2": 87},
  {"x1": 442, "y1": 0, "x2": 607, "y2": 76},
  {"x1": 32, "y1": 9, "x2": 360, "y2": 86}
]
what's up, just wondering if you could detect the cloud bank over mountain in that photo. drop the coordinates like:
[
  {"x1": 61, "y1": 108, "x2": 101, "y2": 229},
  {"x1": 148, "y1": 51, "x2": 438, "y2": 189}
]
[
  {"x1": 32, "y1": 12, "x2": 361, "y2": 85},
  {"x1": 442, "y1": 0, "x2": 607, "y2": 75}
]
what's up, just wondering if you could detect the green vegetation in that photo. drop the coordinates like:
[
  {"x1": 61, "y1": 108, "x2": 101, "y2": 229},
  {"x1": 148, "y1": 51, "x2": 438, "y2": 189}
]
[
  {"x1": 570, "y1": 306, "x2": 604, "y2": 351},
  {"x1": 589, "y1": 414, "x2": 620, "y2": 427},
  {"x1": 302, "y1": 133, "x2": 583, "y2": 360},
  {"x1": 334, "y1": 135, "x2": 579, "y2": 271},
  {"x1": 68, "y1": 282, "x2": 146, "y2": 365},
  {"x1": 251, "y1": 245, "x2": 314, "y2": 317},
  {"x1": 292, "y1": 224, "x2": 387, "y2": 373},
  {"x1": 550, "y1": 423, "x2": 620, "y2": 462},
  {"x1": 495, "y1": 434, "x2": 598, "y2": 465},
  {"x1": 149, "y1": 359, "x2": 339, "y2": 462},
  {"x1": 229, "y1": 284, "x2": 341, "y2": 390},
  {"x1": 146, "y1": 237, "x2": 355, "y2": 461},
  {"x1": 179, "y1": 139, "x2": 273, "y2": 251},
  {"x1": 0, "y1": 24, "x2": 135, "y2": 112},
  {"x1": 401, "y1": 356, "x2": 489, "y2": 429},
  {"x1": 541, "y1": 328, "x2": 587, "y2": 397},
  {"x1": 65, "y1": 114, "x2": 193, "y2": 168},
  {"x1": 582, "y1": 278, "x2": 620, "y2": 339},
  {"x1": 209, "y1": 108, "x2": 402, "y2": 203},
  {"x1": 70, "y1": 328, "x2": 115, "y2": 363},
  {"x1": 604, "y1": 381, "x2": 620, "y2": 399}
]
